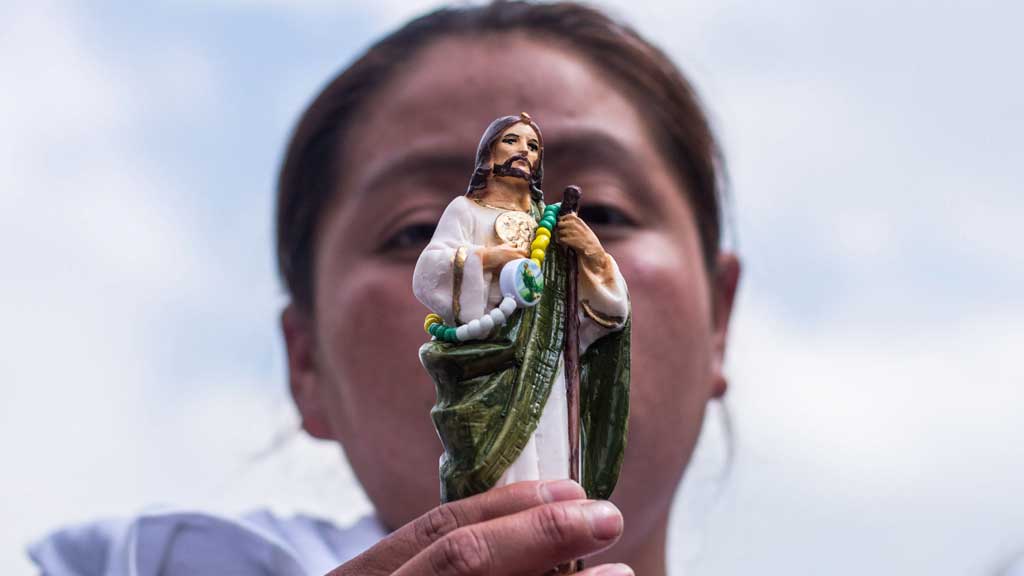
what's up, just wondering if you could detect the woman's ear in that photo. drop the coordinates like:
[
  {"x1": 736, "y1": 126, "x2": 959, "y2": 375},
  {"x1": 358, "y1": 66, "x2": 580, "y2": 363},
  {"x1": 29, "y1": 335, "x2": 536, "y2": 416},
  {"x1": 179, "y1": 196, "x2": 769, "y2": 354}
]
[
  {"x1": 710, "y1": 252, "x2": 741, "y2": 399},
  {"x1": 281, "y1": 303, "x2": 333, "y2": 440}
]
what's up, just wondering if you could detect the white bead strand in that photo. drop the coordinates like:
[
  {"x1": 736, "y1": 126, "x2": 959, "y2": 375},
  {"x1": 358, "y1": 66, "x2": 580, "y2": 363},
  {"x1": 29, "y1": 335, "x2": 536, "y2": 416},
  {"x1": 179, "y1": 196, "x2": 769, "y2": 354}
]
[
  {"x1": 478, "y1": 314, "x2": 495, "y2": 335},
  {"x1": 499, "y1": 296, "x2": 517, "y2": 317},
  {"x1": 489, "y1": 308, "x2": 507, "y2": 327}
]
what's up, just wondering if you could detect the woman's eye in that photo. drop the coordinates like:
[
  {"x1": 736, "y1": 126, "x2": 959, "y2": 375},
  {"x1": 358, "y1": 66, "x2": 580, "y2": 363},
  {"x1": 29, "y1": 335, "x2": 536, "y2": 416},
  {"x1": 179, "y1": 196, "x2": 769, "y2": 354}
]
[
  {"x1": 578, "y1": 204, "x2": 636, "y2": 228},
  {"x1": 379, "y1": 223, "x2": 436, "y2": 253}
]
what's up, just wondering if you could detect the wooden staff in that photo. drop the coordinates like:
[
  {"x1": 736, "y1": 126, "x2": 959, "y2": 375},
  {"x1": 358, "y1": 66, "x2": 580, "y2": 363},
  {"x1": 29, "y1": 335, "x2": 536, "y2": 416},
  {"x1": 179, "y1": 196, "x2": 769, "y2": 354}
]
[{"x1": 556, "y1": 185, "x2": 583, "y2": 574}]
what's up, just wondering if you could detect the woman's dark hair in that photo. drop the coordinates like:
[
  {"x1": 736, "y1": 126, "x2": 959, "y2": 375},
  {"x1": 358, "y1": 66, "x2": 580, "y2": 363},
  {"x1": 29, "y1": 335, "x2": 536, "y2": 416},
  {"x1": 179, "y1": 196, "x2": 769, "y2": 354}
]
[{"x1": 277, "y1": 0, "x2": 726, "y2": 311}]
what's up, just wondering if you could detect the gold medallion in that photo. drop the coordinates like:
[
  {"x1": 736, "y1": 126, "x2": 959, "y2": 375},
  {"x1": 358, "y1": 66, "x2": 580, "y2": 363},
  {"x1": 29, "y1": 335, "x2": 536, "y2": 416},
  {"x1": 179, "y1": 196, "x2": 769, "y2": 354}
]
[{"x1": 494, "y1": 210, "x2": 536, "y2": 251}]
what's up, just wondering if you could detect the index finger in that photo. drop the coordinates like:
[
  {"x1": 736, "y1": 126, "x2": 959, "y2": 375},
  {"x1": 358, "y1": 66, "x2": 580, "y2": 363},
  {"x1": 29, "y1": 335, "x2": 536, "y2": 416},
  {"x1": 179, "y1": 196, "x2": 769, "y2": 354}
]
[
  {"x1": 331, "y1": 480, "x2": 585, "y2": 575},
  {"x1": 395, "y1": 499, "x2": 624, "y2": 576}
]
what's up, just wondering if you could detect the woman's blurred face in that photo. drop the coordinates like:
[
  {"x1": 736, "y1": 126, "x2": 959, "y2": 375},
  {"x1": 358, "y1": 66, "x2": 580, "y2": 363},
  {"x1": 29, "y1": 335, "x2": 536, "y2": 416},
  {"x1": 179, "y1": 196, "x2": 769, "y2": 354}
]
[{"x1": 292, "y1": 32, "x2": 736, "y2": 561}]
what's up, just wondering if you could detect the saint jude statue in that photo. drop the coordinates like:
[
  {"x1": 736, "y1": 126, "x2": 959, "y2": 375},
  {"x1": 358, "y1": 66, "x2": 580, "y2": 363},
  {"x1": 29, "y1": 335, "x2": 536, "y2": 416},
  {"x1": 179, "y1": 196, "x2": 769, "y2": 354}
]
[{"x1": 413, "y1": 113, "x2": 630, "y2": 503}]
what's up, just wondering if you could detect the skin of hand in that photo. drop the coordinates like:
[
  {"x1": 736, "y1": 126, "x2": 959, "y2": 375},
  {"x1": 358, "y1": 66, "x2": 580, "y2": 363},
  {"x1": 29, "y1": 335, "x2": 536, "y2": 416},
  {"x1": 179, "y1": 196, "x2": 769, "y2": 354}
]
[
  {"x1": 481, "y1": 242, "x2": 531, "y2": 273},
  {"x1": 326, "y1": 480, "x2": 633, "y2": 576},
  {"x1": 283, "y1": 33, "x2": 741, "y2": 576}
]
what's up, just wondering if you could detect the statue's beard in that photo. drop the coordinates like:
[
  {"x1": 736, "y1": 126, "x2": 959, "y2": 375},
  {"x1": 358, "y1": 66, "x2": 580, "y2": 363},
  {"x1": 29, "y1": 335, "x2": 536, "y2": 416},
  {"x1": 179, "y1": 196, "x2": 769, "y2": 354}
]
[{"x1": 491, "y1": 153, "x2": 533, "y2": 182}]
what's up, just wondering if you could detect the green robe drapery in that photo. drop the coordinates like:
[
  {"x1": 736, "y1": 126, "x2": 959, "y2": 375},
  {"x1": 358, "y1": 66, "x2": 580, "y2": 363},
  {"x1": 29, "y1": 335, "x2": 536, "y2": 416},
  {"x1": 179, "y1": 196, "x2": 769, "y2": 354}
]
[{"x1": 419, "y1": 202, "x2": 630, "y2": 503}]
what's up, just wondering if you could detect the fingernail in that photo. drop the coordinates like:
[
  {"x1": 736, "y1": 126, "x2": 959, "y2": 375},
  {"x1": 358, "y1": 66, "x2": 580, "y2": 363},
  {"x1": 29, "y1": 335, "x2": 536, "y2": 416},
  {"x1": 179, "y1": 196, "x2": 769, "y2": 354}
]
[
  {"x1": 584, "y1": 501, "x2": 622, "y2": 540},
  {"x1": 594, "y1": 564, "x2": 634, "y2": 576},
  {"x1": 540, "y1": 479, "x2": 584, "y2": 502}
]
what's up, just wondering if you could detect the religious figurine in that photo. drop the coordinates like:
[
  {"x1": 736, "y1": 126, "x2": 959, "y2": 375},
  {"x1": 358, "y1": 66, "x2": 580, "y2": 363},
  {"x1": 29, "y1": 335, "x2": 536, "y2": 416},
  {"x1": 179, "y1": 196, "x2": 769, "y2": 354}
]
[{"x1": 413, "y1": 113, "x2": 630, "y2": 505}]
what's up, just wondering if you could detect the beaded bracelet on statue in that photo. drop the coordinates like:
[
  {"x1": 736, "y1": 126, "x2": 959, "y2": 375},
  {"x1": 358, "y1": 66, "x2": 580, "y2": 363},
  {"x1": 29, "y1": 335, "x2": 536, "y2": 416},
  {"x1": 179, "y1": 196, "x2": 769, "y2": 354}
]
[{"x1": 423, "y1": 202, "x2": 560, "y2": 343}]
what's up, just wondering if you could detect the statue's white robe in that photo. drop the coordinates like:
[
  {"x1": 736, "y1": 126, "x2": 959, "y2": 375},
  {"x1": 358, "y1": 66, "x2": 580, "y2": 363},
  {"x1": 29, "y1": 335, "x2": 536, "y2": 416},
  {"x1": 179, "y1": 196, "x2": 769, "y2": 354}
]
[{"x1": 413, "y1": 195, "x2": 628, "y2": 485}]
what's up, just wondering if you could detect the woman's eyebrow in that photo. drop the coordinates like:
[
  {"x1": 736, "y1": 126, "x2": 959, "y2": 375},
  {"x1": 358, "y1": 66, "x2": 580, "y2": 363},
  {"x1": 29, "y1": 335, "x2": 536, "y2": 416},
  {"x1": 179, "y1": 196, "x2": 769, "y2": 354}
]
[
  {"x1": 543, "y1": 129, "x2": 631, "y2": 167},
  {"x1": 355, "y1": 128, "x2": 646, "y2": 200},
  {"x1": 356, "y1": 150, "x2": 472, "y2": 199},
  {"x1": 543, "y1": 129, "x2": 647, "y2": 186}
]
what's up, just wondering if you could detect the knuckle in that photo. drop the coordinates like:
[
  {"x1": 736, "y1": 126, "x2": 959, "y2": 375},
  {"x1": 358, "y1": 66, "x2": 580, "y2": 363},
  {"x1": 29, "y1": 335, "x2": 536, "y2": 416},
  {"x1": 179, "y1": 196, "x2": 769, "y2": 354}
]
[
  {"x1": 535, "y1": 504, "x2": 576, "y2": 544},
  {"x1": 415, "y1": 505, "x2": 462, "y2": 548},
  {"x1": 432, "y1": 528, "x2": 492, "y2": 576}
]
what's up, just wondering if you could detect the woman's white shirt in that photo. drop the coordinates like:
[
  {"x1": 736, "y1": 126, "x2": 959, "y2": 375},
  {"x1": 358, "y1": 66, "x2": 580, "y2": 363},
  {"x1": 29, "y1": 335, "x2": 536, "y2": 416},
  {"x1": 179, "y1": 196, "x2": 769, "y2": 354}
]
[{"x1": 29, "y1": 510, "x2": 386, "y2": 576}]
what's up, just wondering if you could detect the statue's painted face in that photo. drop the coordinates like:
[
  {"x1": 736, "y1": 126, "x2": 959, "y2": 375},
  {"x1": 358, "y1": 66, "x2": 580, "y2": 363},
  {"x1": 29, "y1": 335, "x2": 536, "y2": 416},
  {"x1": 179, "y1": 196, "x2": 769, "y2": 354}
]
[{"x1": 490, "y1": 122, "x2": 540, "y2": 181}]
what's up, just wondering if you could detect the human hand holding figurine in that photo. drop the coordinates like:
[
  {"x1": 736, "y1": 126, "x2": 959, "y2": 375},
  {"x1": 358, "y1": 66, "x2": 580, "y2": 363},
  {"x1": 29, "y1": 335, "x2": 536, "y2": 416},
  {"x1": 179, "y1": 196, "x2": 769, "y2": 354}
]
[{"x1": 326, "y1": 481, "x2": 631, "y2": 576}]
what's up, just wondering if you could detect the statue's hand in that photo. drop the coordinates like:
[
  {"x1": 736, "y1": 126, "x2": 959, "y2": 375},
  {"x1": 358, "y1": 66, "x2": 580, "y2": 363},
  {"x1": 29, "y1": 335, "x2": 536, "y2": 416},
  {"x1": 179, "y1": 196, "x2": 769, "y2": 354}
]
[
  {"x1": 481, "y1": 242, "x2": 530, "y2": 273},
  {"x1": 324, "y1": 480, "x2": 630, "y2": 576},
  {"x1": 556, "y1": 213, "x2": 607, "y2": 268}
]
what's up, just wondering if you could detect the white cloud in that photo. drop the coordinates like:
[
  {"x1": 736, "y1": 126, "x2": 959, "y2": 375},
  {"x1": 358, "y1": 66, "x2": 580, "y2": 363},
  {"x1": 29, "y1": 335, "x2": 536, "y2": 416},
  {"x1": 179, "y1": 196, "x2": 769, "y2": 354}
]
[
  {"x1": 188, "y1": 0, "x2": 446, "y2": 26},
  {"x1": 673, "y1": 295, "x2": 1024, "y2": 575},
  {"x1": 0, "y1": 2, "x2": 218, "y2": 573},
  {"x1": 0, "y1": 3, "x2": 365, "y2": 573}
]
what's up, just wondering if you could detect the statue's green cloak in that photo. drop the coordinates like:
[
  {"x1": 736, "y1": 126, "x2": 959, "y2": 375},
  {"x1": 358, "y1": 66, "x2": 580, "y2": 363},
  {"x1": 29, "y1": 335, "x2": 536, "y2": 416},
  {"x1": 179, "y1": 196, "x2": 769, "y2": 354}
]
[{"x1": 419, "y1": 202, "x2": 630, "y2": 503}]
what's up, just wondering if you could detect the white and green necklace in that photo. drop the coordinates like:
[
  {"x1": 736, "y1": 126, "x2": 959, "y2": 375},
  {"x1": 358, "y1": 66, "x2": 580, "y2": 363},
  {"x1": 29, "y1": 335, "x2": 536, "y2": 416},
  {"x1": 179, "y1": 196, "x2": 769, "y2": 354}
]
[{"x1": 424, "y1": 202, "x2": 560, "y2": 343}]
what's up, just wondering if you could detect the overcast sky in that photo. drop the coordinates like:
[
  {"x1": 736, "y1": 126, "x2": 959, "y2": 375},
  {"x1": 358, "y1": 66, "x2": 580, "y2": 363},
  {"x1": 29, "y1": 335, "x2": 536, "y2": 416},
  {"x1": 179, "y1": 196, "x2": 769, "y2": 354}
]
[{"x1": 1, "y1": 1, "x2": 1021, "y2": 574}]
